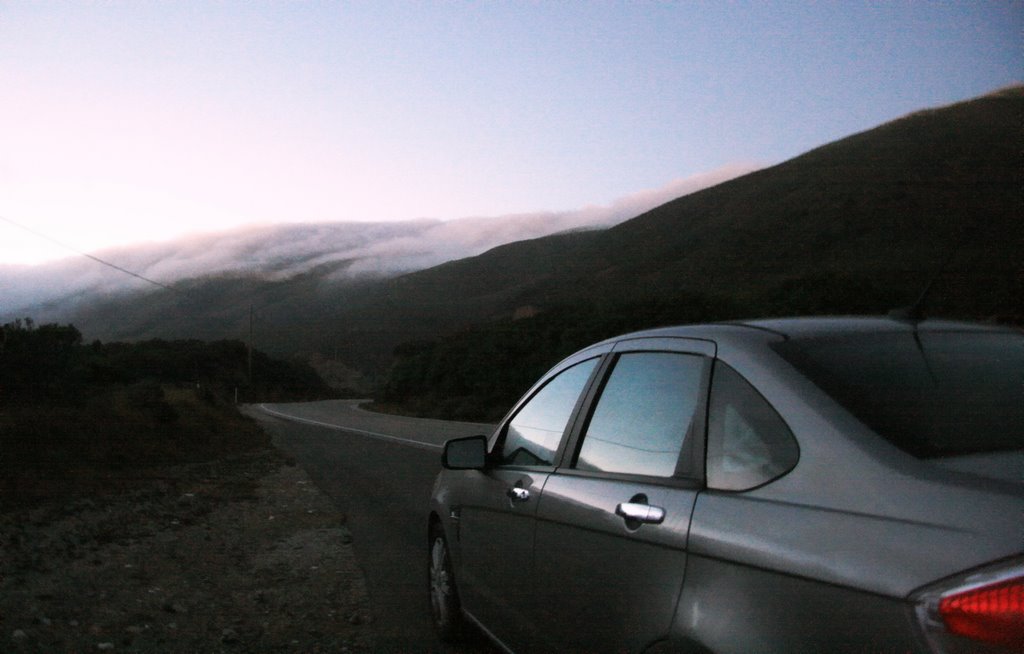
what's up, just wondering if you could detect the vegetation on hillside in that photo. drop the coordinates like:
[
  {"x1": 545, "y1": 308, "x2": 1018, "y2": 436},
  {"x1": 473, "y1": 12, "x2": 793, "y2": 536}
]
[
  {"x1": 0, "y1": 318, "x2": 335, "y2": 509},
  {"x1": 373, "y1": 265, "x2": 996, "y2": 422},
  {"x1": 377, "y1": 295, "x2": 744, "y2": 421},
  {"x1": 1, "y1": 318, "x2": 333, "y2": 402}
]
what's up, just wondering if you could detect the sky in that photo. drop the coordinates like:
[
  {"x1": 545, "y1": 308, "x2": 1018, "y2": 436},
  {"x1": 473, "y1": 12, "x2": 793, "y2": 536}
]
[{"x1": 0, "y1": 1, "x2": 1020, "y2": 266}]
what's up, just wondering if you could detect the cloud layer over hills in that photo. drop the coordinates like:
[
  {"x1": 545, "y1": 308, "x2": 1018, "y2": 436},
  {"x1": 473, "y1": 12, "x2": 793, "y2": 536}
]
[{"x1": 0, "y1": 164, "x2": 757, "y2": 319}]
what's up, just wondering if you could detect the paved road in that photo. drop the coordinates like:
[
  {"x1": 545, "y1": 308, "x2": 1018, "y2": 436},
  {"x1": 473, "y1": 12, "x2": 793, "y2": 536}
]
[{"x1": 246, "y1": 400, "x2": 499, "y2": 653}]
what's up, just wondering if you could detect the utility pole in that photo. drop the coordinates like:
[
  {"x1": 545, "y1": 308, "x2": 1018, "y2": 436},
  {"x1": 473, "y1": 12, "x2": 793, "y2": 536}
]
[{"x1": 248, "y1": 304, "x2": 253, "y2": 385}]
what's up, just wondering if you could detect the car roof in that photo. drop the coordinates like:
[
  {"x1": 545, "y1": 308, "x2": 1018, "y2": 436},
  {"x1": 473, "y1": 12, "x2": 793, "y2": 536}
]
[{"x1": 607, "y1": 316, "x2": 1019, "y2": 345}]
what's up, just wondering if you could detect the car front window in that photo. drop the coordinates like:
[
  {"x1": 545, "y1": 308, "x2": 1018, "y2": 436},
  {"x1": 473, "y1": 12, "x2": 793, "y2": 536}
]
[{"x1": 501, "y1": 358, "x2": 599, "y2": 467}]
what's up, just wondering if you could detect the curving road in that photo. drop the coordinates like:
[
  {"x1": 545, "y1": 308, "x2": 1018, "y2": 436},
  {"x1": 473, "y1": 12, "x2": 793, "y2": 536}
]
[{"x1": 245, "y1": 400, "x2": 499, "y2": 653}]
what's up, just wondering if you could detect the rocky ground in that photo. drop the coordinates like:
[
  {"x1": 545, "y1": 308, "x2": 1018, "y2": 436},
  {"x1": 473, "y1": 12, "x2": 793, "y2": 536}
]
[{"x1": 0, "y1": 448, "x2": 376, "y2": 653}]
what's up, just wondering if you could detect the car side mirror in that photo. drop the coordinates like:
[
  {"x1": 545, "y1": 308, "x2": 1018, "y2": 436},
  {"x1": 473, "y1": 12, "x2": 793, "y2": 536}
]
[{"x1": 442, "y1": 435, "x2": 488, "y2": 470}]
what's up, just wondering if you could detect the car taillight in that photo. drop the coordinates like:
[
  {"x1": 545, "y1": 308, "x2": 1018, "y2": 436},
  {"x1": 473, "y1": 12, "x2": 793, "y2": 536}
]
[
  {"x1": 914, "y1": 560, "x2": 1024, "y2": 654},
  {"x1": 938, "y1": 576, "x2": 1024, "y2": 649}
]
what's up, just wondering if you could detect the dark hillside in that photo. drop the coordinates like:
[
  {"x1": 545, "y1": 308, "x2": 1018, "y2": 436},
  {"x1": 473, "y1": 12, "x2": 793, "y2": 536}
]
[
  {"x1": 376, "y1": 87, "x2": 1022, "y2": 324},
  {"x1": 598, "y1": 87, "x2": 1021, "y2": 312},
  {"x1": 338, "y1": 230, "x2": 604, "y2": 335},
  {"x1": 370, "y1": 88, "x2": 1023, "y2": 419}
]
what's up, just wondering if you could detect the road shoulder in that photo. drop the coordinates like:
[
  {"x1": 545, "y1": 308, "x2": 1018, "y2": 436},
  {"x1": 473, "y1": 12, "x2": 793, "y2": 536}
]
[{"x1": 1, "y1": 447, "x2": 376, "y2": 653}]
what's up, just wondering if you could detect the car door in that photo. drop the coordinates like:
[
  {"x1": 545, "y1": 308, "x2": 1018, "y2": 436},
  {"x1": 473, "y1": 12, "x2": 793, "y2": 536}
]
[
  {"x1": 455, "y1": 352, "x2": 604, "y2": 651},
  {"x1": 533, "y1": 337, "x2": 714, "y2": 652}
]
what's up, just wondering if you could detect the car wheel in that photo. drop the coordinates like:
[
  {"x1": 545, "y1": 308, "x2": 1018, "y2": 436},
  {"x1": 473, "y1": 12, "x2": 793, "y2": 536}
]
[{"x1": 428, "y1": 527, "x2": 463, "y2": 641}]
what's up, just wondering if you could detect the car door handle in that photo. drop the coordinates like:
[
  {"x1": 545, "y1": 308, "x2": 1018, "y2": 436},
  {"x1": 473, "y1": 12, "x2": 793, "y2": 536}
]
[
  {"x1": 507, "y1": 486, "x2": 530, "y2": 502},
  {"x1": 616, "y1": 502, "x2": 665, "y2": 525}
]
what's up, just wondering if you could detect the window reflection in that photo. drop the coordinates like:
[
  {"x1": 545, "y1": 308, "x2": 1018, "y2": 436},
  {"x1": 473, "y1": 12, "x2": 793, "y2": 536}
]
[
  {"x1": 706, "y1": 362, "x2": 798, "y2": 491},
  {"x1": 501, "y1": 358, "x2": 599, "y2": 467},
  {"x1": 576, "y1": 353, "x2": 704, "y2": 478},
  {"x1": 772, "y1": 332, "x2": 1024, "y2": 457}
]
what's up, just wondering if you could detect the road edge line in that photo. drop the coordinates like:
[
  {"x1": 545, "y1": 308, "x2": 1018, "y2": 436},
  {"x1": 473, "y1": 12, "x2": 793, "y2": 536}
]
[{"x1": 257, "y1": 404, "x2": 444, "y2": 451}]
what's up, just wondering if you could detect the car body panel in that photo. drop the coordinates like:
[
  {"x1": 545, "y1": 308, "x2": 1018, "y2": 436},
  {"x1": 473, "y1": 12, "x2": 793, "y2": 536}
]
[
  {"x1": 449, "y1": 467, "x2": 551, "y2": 648},
  {"x1": 672, "y1": 554, "x2": 919, "y2": 653},
  {"x1": 687, "y1": 481, "x2": 1023, "y2": 601},
  {"x1": 534, "y1": 474, "x2": 699, "y2": 651}
]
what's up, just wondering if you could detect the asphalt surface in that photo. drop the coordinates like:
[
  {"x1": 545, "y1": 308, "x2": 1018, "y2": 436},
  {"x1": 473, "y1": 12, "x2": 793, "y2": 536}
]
[{"x1": 246, "y1": 400, "x2": 499, "y2": 653}]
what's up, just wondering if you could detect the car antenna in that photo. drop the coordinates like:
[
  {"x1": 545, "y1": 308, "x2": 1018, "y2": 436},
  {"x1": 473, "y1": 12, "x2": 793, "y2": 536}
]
[
  {"x1": 888, "y1": 243, "x2": 962, "y2": 383},
  {"x1": 887, "y1": 266, "x2": 944, "y2": 323},
  {"x1": 889, "y1": 276, "x2": 942, "y2": 384},
  {"x1": 887, "y1": 215, "x2": 982, "y2": 324}
]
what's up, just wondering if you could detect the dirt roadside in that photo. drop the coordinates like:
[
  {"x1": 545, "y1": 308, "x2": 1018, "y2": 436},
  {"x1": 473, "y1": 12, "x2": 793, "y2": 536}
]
[{"x1": 0, "y1": 447, "x2": 376, "y2": 653}]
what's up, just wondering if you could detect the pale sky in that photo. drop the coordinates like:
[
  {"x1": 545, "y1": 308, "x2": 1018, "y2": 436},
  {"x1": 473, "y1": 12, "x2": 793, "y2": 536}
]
[{"x1": 1, "y1": 1, "x2": 1020, "y2": 265}]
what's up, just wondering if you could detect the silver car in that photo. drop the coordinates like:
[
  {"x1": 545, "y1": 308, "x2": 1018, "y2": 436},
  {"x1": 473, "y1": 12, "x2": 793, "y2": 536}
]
[{"x1": 427, "y1": 317, "x2": 1023, "y2": 653}]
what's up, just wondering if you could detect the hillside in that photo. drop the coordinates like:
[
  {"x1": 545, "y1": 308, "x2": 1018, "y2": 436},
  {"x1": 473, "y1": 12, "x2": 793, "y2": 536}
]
[
  {"x1": 375, "y1": 86, "x2": 1022, "y2": 326},
  {"x1": 314, "y1": 86, "x2": 1023, "y2": 386},
  {"x1": 11, "y1": 87, "x2": 1022, "y2": 388}
]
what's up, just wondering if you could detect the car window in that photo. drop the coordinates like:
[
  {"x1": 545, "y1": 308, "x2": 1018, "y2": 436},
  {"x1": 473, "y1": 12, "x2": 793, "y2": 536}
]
[
  {"x1": 501, "y1": 358, "x2": 599, "y2": 467},
  {"x1": 574, "y1": 352, "x2": 705, "y2": 478},
  {"x1": 706, "y1": 361, "x2": 798, "y2": 491},
  {"x1": 771, "y1": 331, "x2": 1024, "y2": 458}
]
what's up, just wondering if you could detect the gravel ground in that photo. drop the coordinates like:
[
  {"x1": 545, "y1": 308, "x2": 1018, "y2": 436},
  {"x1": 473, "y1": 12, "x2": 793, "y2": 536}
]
[{"x1": 0, "y1": 448, "x2": 376, "y2": 653}]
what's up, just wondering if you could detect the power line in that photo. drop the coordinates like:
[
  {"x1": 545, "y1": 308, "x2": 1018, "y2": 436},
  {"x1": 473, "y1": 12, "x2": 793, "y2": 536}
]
[{"x1": 0, "y1": 214, "x2": 178, "y2": 292}]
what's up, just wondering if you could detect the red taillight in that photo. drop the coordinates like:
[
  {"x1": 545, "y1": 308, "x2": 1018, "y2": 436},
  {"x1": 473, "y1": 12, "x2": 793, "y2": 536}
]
[{"x1": 939, "y1": 576, "x2": 1024, "y2": 649}]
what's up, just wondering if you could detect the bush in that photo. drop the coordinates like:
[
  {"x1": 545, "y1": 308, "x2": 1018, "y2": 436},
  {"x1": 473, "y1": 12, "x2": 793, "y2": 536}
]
[{"x1": 126, "y1": 381, "x2": 178, "y2": 424}]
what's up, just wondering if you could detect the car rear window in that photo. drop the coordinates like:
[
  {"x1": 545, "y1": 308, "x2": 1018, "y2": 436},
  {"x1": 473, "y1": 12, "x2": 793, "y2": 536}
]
[{"x1": 772, "y1": 330, "x2": 1024, "y2": 458}]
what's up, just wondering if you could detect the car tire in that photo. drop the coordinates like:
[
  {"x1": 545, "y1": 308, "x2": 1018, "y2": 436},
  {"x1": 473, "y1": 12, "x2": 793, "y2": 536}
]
[{"x1": 428, "y1": 526, "x2": 463, "y2": 641}]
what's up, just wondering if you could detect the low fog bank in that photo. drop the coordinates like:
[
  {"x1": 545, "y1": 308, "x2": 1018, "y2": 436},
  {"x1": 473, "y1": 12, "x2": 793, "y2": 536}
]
[{"x1": 0, "y1": 164, "x2": 758, "y2": 321}]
